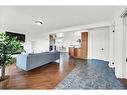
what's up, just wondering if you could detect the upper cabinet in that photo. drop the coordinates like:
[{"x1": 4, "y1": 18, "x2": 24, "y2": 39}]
[{"x1": 81, "y1": 32, "x2": 88, "y2": 59}]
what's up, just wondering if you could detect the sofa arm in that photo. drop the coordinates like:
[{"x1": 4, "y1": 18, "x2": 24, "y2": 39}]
[{"x1": 16, "y1": 54, "x2": 28, "y2": 71}]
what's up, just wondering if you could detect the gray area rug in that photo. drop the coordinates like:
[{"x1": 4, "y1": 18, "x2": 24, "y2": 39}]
[{"x1": 55, "y1": 59, "x2": 124, "y2": 89}]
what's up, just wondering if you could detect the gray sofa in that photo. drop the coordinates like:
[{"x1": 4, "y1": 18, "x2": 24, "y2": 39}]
[{"x1": 16, "y1": 52, "x2": 60, "y2": 71}]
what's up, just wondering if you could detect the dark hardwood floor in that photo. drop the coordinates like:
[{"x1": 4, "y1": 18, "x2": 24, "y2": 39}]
[
  {"x1": 119, "y1": 79, "x2": 127, "y2": 89},
  {"x1": 4, "y1": 53, "x2": 75, "y2": 89}
]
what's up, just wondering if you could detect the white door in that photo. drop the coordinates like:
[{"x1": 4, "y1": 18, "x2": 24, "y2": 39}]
[{"x1": 91, "y1": 28, "x2": 108, "y2": 60}]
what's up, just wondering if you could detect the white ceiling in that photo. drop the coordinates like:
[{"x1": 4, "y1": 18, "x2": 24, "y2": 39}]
[{"x1": 0, "y1": 6, "x2": 120, "y2": 38}]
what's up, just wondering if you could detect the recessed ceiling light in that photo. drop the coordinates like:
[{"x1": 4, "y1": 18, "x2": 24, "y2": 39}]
[{"x1": 35, "y1": 20, "x2": 43, "y2": 26}]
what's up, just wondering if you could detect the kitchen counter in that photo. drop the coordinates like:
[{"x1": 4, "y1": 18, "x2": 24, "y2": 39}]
[{"x1": 69, "y1": 45, "x2": 81, "y2": 48}]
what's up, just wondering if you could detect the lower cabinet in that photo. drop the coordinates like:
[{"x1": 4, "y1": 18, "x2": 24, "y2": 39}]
[
  {"x1": 74, "y1": 48, "x2": 82, "y2": 58},
  {"x1": 69, "y1": 48, "x2": 83, "y2": 59},
  {"x1": 69, "y1": 48, "x2": 74, "y2": 56}
]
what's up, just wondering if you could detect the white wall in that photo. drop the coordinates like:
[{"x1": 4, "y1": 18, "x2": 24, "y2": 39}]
[
  {"x1": 104, "y1": 28, "x2": 110, "y2": 61},
  {"x1": 34, "y1": 39, "x2": 49, "y2": 53},
  {"x1": 23, "y1": 34, "x2": 49, "y2": 53},
  {"x1": 88, "y1": 31, "x2": 92, "y2": 59}
]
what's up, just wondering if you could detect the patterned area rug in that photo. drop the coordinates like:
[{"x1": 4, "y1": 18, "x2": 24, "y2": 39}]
[{"x1": 55, "y1": 59, "x2": 124, "y2": 89}]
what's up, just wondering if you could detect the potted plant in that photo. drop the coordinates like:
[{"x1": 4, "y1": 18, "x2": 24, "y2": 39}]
[{"x1": 0, "y1": 32, "x2": 24, "y2": 89}]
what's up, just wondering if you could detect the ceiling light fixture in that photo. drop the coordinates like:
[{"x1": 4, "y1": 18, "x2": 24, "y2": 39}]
[{"x1": 35, "y1": 20, "x2": 43, "y2": 26}]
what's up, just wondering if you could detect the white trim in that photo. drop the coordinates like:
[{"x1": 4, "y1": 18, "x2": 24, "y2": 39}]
[{"x1": 108, "y1": 62, "x2": 115, "y2": 68}]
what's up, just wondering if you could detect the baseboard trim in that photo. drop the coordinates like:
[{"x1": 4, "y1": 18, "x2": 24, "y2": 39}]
[{"x1": 108, "y1": 61, "x2": 115, "y2": 68}]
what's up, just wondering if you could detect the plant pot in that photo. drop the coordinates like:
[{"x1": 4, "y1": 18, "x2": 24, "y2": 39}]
[{"x1": 0, "y1": 76, "x2": 10, "y2": 89}]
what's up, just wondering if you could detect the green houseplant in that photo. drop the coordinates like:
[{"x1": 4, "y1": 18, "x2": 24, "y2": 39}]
[{"x1": 0, "y1": 32, "x2": 24, "y2": 89}]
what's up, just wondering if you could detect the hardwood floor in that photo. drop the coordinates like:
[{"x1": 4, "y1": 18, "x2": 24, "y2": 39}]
[
  {"x1": 119, "y1": 79, "x2": 127, "y2": 89},
  {"x1": 2, "y1": 52, "x2": 127, "y2": 89},
  {"x1": 4, "y1": 53, "x2": 75, "y2": 89}
]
